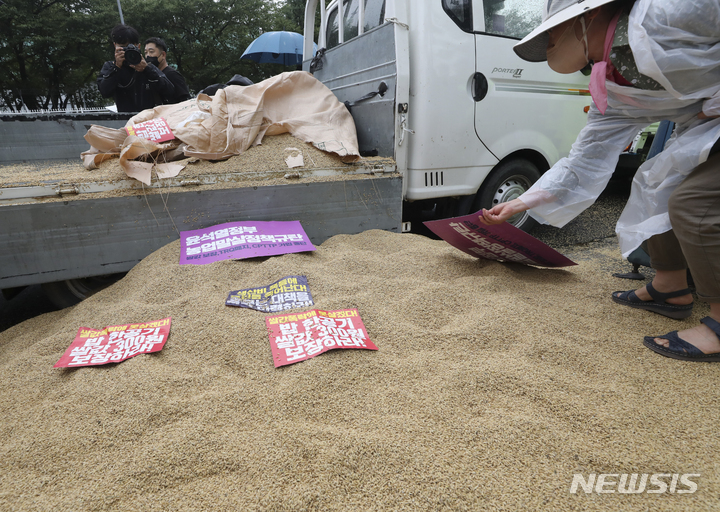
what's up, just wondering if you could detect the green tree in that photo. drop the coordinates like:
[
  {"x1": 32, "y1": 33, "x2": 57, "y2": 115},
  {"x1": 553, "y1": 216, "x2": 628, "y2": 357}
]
[
  {"x1": 276, "y1": 0, "x2": 321, "y2": 42},
  {"x1": 277, "y1": 0, "x2": 305, "y2": 32},
  {"x1": 118, "y1": 0, "x2": 282, "y2": 94},
  {"x1": 0, "y1": 0, "x2": 116, "y2": 111},
  {"x1": 0, "y1": 0, "x2": 314, "y2": 112}
]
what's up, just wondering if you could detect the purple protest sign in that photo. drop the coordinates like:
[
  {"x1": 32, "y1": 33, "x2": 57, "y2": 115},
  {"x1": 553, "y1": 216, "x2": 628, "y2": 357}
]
[
  {"x1": 180, "y1": 221, "x2": 316, "y2": 265},
  {"x1": 424, "y1": 212, "x2": 576, "y2": 267}
]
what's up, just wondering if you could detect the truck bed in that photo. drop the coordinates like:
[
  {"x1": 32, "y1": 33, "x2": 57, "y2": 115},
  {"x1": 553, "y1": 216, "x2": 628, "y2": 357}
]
[{"x1": 0, "y1": 133, "x2": 401, "y2": 289}]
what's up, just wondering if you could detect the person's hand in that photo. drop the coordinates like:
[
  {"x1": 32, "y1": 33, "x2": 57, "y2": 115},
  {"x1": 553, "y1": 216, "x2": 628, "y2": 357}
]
[
  {"x1": 478, "y1": 198, "x2": 529, "y2": 225},
  {"x1": 131, "y1": 57, "x2": 148, "y2": 72},
  {"x1": 114, "y1": 46, "x2": 125, "y2": 68},
  {"x1": 698, "y1": 112, "x2": 719, "y2": 120}
]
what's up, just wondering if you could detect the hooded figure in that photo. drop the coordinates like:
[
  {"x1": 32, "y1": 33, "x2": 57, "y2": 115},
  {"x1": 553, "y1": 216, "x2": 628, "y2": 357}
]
[{"x1": 480, "y1": 0, "x2": 720, "y2": 362}]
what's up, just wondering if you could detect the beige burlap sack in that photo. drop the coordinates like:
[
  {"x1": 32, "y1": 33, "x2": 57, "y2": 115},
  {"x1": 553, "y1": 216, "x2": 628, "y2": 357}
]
[
  {"x1": 81, "y1": 125, "x2": 127, "y2": 169},
  {"x1": 82, "y1": 125, "x2": 184, "y2": 185},
  {"x1": 83, "y1": 71, "x2": 361, "y2": 184}
]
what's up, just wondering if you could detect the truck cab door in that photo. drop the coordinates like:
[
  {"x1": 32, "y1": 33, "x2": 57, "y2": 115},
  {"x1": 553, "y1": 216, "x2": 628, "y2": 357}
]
[{"x1": 471, "y1": 0, "x2": 590, "y2": 164}]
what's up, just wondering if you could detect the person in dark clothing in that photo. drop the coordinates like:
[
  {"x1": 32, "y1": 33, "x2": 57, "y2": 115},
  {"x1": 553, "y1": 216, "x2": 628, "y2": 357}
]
[
  {"x1": 97, "y1": 25, "x2": 174, "y2": 113},
  {"x1": 144, "y1": 37, "x2": 192, "y2": 104}
]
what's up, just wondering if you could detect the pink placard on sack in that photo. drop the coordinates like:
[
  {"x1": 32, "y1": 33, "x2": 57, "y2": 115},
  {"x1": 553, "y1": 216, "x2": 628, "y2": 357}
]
[
  {"x1": 54, "y1": 317, "x2": 171, "y2": 368},
  {"x1": 424, "y1": 212, "x2": 576, "y2": 267},
  {"x1": 266, "y1": 309, "x2": 377, "y2": 367},
  {"x1": 125, "y1": 117, "x2": 174, "y2": 142}
]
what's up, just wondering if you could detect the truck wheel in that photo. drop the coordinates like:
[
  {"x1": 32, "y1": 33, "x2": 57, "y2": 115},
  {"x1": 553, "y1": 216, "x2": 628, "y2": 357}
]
[
  {"x1": 41, "y1": 273, "x2": 126, "y2": 309},
  {"x1": 472, "y1": 159, "x2": 541, "y2": 232}
]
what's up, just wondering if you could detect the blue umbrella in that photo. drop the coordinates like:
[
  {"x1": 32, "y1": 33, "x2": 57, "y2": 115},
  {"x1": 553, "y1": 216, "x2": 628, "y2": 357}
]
[{"x1": 241, "y1": 31, "x2": 317, "y2": 66}]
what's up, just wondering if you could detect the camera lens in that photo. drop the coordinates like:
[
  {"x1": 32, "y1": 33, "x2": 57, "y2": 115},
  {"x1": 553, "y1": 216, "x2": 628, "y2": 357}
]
[{"x1": 123, "y1": 45, "x2": 142, "y2": 65}]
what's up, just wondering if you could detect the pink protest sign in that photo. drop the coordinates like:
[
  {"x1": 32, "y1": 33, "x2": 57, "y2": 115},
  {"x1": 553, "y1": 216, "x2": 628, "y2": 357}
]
[
  {"x1": 424, "y1": 212, "x2": 576, "y2": 267},
  {"x1": 54, "y1": 317, "x2": 171, "y2": 368},
  {"x1": 125, "y1": 117, "x2": 174, "y2": 142},
  {"x1": 180, "y1": 220, "x2": 316, "y2": 265},
  {"x1": 266, "y1": 309, "x2": 377, "y2": 367}
]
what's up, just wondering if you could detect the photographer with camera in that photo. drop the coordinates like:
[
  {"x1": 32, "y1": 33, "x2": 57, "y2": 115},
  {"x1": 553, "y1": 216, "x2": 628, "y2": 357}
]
[{"x1": 97, "y1": 24, "x2": 174, "y2": 113}]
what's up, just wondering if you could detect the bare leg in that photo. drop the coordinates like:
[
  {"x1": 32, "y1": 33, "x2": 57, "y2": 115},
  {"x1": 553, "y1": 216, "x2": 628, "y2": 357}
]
[
  {"x1": 628, "y1": 269, "x2": 693, "y2": 305},
  {"x1": 650, "y1": 303, "x2": 720, "y2": 354}
]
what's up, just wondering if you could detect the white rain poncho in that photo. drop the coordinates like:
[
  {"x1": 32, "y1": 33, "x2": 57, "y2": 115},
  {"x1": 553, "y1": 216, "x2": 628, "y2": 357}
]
[{"x1": 519, "y1": 0, "x2": 720, "y2": 257}]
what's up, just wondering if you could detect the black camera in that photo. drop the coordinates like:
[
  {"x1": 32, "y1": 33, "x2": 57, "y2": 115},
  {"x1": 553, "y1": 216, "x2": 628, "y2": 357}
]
[{"x1": 122, "y1": 44, "x2": 142, "y2": 65}]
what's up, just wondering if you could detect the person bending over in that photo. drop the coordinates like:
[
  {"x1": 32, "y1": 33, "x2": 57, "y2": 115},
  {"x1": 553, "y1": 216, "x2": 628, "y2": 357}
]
[{"x1": 480, "y1": 0, "x2": 720, "y2": 362}]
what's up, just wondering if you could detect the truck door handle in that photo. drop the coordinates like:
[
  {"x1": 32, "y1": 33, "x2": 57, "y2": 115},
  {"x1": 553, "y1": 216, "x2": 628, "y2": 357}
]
[
  {"x1": 344, "y1": 81, "x2": 389, "y2": 112},
  {"x1": 472, "y1": 72, "x2": 488, "y2": 102},
  {"x1": 309, "y1": 48, "x2": 326, "y2": 73}
]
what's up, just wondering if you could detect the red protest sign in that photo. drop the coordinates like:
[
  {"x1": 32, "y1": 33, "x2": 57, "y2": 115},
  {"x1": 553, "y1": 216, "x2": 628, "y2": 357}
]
[
  {"x1": 424, "y1": 212, "x2": 576, "y2": 267},
  {"x1": 125, "y1": 117, "x2": 174, "y2": 143},
  {"x1": 266, "y1": 309, "x2": 376, "y2": 367},
  {"x1": 54, "y1": 317, "x2": 171, "y2": 368}
]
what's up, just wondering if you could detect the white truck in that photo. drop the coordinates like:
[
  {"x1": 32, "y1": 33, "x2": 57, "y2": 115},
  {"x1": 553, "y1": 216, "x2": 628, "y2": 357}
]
[
  {"x1": 1, "y1": 0, "x2": 595, "y2": 309},
  {"x1": 302, "y1": 0, "x2": 592, "y2": 231}
]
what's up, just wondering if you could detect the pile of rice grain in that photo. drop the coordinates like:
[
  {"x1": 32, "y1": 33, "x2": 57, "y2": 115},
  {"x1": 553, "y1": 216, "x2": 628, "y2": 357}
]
[
  {"x1": 0, "y1": 230, "x2": 717, "y2": 511},
  {"x1": 0, "y1": 133, "x2": 354, "y2": 188}
]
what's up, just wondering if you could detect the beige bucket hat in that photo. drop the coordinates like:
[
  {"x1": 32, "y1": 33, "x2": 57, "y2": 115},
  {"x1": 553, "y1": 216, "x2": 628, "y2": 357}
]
[{"x1": 513, "y1": 0, "x2": 618, "y2": 62}]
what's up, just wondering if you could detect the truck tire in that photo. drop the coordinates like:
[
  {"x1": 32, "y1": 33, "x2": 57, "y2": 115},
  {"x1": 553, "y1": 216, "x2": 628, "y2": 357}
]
[
  {"x1": 472, "y1": 158, "x2": 541, "y2": 232},
  {"x1": 41, "y1": 273, "x2": 126, "y2": 309}
]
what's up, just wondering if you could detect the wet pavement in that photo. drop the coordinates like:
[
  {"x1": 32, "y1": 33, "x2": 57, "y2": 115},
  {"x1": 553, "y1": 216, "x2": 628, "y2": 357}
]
[{"x1": 532, "y1": 178, "x2": 631, "y2": 249}]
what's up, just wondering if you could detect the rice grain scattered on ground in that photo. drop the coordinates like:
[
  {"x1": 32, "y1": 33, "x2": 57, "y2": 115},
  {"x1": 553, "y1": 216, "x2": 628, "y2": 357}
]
[{"x1": 0, "y1": 230, "x2": 716, "y2": 511}]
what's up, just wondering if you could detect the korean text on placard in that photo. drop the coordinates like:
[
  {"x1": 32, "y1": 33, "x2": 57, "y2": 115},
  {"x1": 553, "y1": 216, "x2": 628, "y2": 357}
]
[
  {"x1": 54, "y1": 317, "x2": 171, "y2": 368},
  {"x1": 226, "y1": 275, "x2": 314, "y2": 313},
  {"x1": 266, "y1": 309, "x2": 377, "y2": 367}
]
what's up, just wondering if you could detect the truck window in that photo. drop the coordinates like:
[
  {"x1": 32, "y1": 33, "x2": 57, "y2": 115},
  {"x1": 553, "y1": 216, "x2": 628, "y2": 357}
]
[
  {"x1": 326, "y1": 0, "x2": 387, "y2": 49},
  {"x1": 363, "y1": 0, "x2": 386, "y2": 32},
  {"x1": 327, "y1": 7, "x2": 340, "y2": 48},
  {"x1": 343, "y1": 0, "x2": 361, "y2": 41},
  {"x1": 443, "y1": 0, "x2": 473, "y2": 33},
  {"x1": 483, "y1": 0, "x2": 543, "y2": 39}
]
